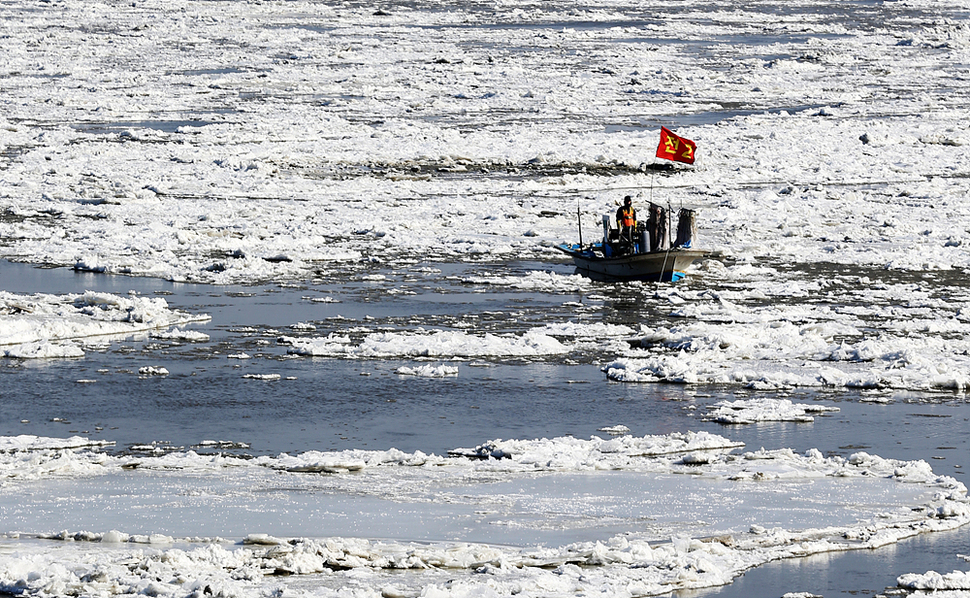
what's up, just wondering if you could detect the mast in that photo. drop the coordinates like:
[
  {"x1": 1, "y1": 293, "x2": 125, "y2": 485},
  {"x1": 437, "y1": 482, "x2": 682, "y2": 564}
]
[{"x1": 577, "y1": 204, "x2": 583, "y2": 247}]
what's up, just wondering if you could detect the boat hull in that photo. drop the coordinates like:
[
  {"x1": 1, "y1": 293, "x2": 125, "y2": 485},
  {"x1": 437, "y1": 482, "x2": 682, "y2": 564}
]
[{"x1": 556, "y1": 244, "x2": 707, "y2": 282}]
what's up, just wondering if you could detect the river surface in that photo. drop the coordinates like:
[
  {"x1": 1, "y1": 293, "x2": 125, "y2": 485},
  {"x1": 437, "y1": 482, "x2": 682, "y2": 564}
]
[{"x1": 2, "y1": 258, "x2": 968, "y2": 597}]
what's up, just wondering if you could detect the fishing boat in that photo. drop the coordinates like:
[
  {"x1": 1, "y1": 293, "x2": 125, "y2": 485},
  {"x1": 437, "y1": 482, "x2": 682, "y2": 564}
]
[{"x1": 556, "y1": 204, "x2": 706, "y2": 282}]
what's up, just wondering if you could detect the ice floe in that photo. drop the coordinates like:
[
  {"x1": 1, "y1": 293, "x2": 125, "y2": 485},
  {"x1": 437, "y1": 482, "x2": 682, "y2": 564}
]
[
  {"x1": 281, "y1": 329, "x2": 570, "y2": 359},
  {"x1": 0, "y1": 291, "x2": 209, "y2": 358},
  {"x1": 396, "y1": 364, "x2": 460, "y2": 377},
  {"x1": 898, "y1": 569, "x2": 970, "y2": 592},
  {"x1": 702, "y1": 398, "x2": 840, "y2": 424},
  {"x1": 0, "y1": 433, "x2": 966, "y2": 598}
]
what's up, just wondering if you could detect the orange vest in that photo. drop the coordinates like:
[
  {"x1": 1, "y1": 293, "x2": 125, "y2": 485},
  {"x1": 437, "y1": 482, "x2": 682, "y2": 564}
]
[{"x1": 617, "y1": 207, "x2": 636, "y2": 228}]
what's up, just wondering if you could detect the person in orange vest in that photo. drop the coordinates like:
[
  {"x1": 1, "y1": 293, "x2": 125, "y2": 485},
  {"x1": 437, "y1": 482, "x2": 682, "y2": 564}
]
[{"x1": 615, "y1": 195, "x2": 637, "y2": 241}]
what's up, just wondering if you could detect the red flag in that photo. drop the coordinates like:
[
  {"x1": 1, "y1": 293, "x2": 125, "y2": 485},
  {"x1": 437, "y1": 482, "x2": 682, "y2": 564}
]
[{"x1": 656, "y1": 127, "x2": 696, "y2": 164}]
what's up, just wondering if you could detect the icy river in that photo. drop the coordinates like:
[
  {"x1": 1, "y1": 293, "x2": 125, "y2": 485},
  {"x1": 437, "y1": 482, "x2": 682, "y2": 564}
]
[
  {"x1": 4, "y1": 0, "x2": 970, "y2": 595},
  {"x1": 2, "y1": 257, "x2": 969, "y2": 597}
]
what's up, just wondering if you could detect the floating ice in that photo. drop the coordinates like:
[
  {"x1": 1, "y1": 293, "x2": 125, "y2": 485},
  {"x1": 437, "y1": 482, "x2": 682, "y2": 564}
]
[
  {"x1": 138, "y1": 366, "x2": 169, "y2": 376},
  {"x1": 605, "y1": 305, "x2": 970, "y2": 393},
  {"x1": 702, "y1": 398, "x2": 840, "y2": 424},
  {"x1": 0, "y1": 433, "x2": 966, "y2": 598},
  {"x1": 0, "y1": 435, "x2": 115, "y2": 453},
  {"x1": 462, "y1": 270, "x2": 595, "y2": 293},
  {"x1": 282, "y1": 329, "x2": 569, "y2": 358},
  {"x1": 446, "y1": 430, "x2": 745, "y2": 469},
  {"x1": 152, "y1": 328, "x2": 210, "y2": 342},
  {"x1": 898, "y1": 569, "x2": 970, "y2": 592},
  {"x1": 0, "y1": 291, "x2": 209, "y2": 359},
  {"x1": 241, "y1": 373, "x2": 281, "y2": 381},
  {"x1": 597, "y1": 425, "x2": 631, "y2": 436},
  {"x1": 1, "y1": 341, "x2": 85, "y2": 359},
  {"x1": 396, "y1": 363, "x2": 460, "y2": 377}
]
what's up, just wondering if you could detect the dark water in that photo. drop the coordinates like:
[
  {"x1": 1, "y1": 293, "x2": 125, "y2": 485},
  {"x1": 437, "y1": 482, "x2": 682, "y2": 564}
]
[
  {"x1": 2, "y1": 260, "x2": 968, "y2": 466},
  {"x1": 1, "y1": 259, "x2": 968, "y2": 596}
]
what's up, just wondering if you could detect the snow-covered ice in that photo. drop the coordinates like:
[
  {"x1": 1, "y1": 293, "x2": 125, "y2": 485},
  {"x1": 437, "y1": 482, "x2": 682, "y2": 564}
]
[
  {"x1": 396, "y1": 363, "x2": 460, "y2": 377},
  {"x1": 0, "y1": 290, "x2": 209, "y2": 358},
  {"x1": 282, "y1": 329, "x2": 570, "y2": 358},
  {"x1": 0, "y1": 434, "x2": 967, "y2": 597},
  {"x1": 899, "y1": 569, "x2": 970, "y2": 592},
  {"x1": 4, "y1": 0, "x2": 970, "y2": 286},
  {"x1": 702, "y1": 398, "x2": 840, "y2": 424}
]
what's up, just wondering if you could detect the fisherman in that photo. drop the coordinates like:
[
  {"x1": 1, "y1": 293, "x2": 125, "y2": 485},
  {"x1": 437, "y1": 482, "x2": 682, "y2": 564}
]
[{"x1": 615, "y1": 195, "x2": 637, "y2": 241}]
